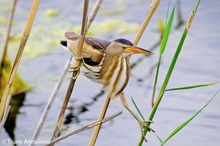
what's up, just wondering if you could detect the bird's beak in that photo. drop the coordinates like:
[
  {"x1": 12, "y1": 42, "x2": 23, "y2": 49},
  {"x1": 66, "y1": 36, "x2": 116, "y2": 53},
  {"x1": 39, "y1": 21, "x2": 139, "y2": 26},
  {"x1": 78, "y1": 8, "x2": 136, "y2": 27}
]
[{"x1": 124, "y1": 46, "x2": 153, "y2": 56}]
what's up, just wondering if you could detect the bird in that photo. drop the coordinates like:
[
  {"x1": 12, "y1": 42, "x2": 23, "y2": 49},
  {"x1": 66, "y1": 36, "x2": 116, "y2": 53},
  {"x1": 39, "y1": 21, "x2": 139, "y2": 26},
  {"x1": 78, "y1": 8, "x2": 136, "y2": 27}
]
[{"x1": 61, "y1": 32, "x2": 154, "y2": 139}]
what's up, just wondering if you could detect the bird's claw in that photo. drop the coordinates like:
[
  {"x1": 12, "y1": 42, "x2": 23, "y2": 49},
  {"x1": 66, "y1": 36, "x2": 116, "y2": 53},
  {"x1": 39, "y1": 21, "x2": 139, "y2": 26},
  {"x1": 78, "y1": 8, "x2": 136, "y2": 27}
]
[
  {"x1": 69, "y1": 64, "x2": 83, "y2": 80},
  {"x1": 68, "y1": 58, "x2": 82, "y2": 72},
  {"x1": 138, "y1": 120, "x2": 154, "y2": 142},
  {"x1": 69, "y1": 62, "x2": 82, "y2": 72},
  {"x1": 68, "y1": 67, "x2": 77, "y2": 72}
]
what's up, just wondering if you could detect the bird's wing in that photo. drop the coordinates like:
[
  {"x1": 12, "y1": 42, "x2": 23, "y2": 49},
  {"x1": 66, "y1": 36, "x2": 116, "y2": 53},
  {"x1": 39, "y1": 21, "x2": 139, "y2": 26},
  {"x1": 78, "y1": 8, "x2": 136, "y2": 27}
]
[
  {"x1": 65, "y1": 32, "x2": 109, "y2": 67},
  {"x1": 65, "y1": 32, "x2": 80, "y2": 41},
  {"x1": 65, "y1": 32, "x2": 111, "y2": 52},
  {"x1": 85, "y1": 37, "x2": 111, "y2": 52}
]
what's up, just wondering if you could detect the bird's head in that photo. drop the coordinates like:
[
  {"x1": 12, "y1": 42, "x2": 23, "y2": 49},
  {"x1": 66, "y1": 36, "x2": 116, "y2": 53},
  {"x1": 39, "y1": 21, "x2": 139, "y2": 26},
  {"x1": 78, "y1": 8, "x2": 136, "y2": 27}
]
[{"x1": 107, "y1": 38, "x2": 153, "y2": 57}]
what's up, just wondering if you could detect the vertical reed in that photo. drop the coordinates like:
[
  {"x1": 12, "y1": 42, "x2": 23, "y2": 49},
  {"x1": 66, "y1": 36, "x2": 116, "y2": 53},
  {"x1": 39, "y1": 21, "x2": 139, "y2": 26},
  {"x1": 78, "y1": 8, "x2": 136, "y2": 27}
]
[
  {"x1": 0, "y1": 0, "x2": 40, "y2": 122},
  {"x1": 50, "y1": 0, "x2": 89, "y2": 142},
  {"x1": 89, "y1": 0, "x2": 160, "y2": 145},
  {"x1": 31, "y1": 0, "x2": 103, "y2": 144}
]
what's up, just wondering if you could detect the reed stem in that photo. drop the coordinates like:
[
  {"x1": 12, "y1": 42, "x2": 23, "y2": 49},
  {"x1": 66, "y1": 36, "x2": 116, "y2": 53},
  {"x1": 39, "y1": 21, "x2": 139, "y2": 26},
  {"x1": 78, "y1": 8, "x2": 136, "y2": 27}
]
[
  {"x1": 1, "y1": 0, "x2": 17, "y2": 62},
  {"x1": 89, "y1": 0, "x2": 160, "y2": 145},
  {"x1": 30, "y1": 57, "x2": 72, "y2": 145},
  {"x1": 0, "y1": 0, "x2": 39, "y2": 122},
  {"x1": 89, "y1": 95, "x2": 110, "y2": 145},
  {"x1": 50, "y1": 0, "x2": 89, "y2": 143},
  {"x1": 133, "y1": 0, "x2": 160, "y2": 45},
  {"x1": 47, "y1": 111, "x2": 122, "y2": 146},
  {"x1": 31, "y1": 0, "x2": 103, "y2": 143},
  {"x1": 0, "y1": 0, "x2": 17, "y2": 127}
]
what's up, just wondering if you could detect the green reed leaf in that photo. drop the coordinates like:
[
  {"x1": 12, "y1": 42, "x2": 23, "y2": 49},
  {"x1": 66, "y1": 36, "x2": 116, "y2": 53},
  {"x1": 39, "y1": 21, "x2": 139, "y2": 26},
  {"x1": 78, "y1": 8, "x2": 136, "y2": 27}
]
[
  {"x1": 161, "y1": 89, "x2": 220, "y2": 145},
  {"x1": 166, "y1": 82, "x2": 217, "y2": 91}
]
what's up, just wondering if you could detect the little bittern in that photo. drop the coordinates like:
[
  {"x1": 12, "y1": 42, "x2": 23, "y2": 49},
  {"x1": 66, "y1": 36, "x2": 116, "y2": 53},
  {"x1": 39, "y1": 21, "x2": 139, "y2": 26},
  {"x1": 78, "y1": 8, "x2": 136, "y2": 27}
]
[{"x1": 61, "y1": 32, "x2": 154, "y2": 139}]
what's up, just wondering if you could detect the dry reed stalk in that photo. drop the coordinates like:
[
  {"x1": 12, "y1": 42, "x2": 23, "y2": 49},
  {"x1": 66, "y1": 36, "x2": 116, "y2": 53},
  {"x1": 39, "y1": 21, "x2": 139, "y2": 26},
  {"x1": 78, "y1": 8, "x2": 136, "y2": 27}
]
[
  {"x1": 46, "y1": 111, "x2": 122, "y2": 146},
  {"x1": 133, "y1": 0, "x2": 160, "y2": 45},
  {"x1": 1, "y1": 0, "x2": 17, "y2": 63},
  {"x1": 0, "y1": 0, "x2": 40, "y2": 122},
  {"x1": 87, "y1": 0, "x2": 103, "y2": 30},
  {"x1": 89, "y1": 0, "x2": 160, "y2": 145},
  {"x1": 31, "y1": 0, "x2": 103, "y2": 143},
  {"x1": 29, "y1": 57, "x2": 73, "y2": 145},
  {"x1": 0, "y1": 95, "x2": 11, "y2": 131},
  {"x1": 0, "y1": 0, "x2": 17, "y2": 128},
  {"x1": 50, "y1": 0, "x2": 89, "y2": 143},
  {"x1": 89, "y1": 94, "x2": 111, "y2": 145}
]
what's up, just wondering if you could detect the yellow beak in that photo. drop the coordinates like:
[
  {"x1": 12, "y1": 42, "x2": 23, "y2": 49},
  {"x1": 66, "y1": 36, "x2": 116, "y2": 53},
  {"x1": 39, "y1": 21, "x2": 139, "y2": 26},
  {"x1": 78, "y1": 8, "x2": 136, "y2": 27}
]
[{"x1": 124, "y1": 46, "x2": 153, "y2": 56}]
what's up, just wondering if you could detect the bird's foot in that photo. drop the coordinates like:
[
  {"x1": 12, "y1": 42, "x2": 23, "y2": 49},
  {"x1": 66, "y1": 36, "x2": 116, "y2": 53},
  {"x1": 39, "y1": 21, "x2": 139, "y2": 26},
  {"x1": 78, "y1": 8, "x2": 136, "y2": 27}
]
[
  {"x1": 68, "y1": 66, "x2": 79, "y2": 72},
  {"x1": 69, "y1": 58, "x2": 83, "y2": 72},
  {"x1": 138, "y1": 120, "x2": 154, "y2": 142},
  {"x1": 68, "y1": 62, "x2": 83, "y2": 72},
  {"x1": 69, "y1": 61, "x2": 83, "y2": 79}
]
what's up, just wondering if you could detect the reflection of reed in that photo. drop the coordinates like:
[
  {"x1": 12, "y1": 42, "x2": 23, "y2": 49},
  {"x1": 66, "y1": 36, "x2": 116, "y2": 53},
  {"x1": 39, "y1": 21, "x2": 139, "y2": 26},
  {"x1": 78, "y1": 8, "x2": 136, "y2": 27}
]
[{"x1": 64, "y1": 90, "x2": 105, "y2": 125}]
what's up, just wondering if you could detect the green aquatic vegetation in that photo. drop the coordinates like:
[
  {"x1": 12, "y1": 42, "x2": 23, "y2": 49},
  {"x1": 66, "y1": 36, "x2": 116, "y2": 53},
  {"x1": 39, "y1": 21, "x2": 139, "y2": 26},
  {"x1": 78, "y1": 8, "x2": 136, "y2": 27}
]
[
  {"x1": 89, "y1": 19, "x2": 139, "y2": 34},
  {"x1": 4, "y1": 18, "x2": 139, "y2": 59},
  {"x1": 0, "y1": 16, "x2": 8, "y2": 25},
  {"x1": 135, "y1": 0, "x2": 219, "y2": 145},
  {"x1": 45, "y1": 9, "x2": 59, "y2": 17},
  {"x1": 0, "y1": 55, "x2": 30, "y2": 97},
  {"x1": 161, "y1": 89, "x2": 220, "y2": 145},
  {"x1": 0, "y1": 54, "x2": 30, "y2": 140}
]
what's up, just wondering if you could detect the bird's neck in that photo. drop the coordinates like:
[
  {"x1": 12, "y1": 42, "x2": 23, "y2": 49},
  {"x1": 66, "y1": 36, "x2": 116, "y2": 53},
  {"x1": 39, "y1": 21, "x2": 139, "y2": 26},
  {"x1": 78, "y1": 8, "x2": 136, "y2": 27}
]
[{"x1": 100, "y1": 55, "x2": 130, "y2": 99}]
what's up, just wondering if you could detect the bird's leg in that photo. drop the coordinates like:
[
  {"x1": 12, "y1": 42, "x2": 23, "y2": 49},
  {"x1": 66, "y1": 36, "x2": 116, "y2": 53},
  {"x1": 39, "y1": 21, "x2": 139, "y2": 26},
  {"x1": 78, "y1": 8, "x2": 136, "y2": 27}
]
[
  {"x1": 69, "y1": 57, "x2": 83, "y2": 79},
  {"x1": 119, "y1": 93, "x2": 154, "y2": 142}
]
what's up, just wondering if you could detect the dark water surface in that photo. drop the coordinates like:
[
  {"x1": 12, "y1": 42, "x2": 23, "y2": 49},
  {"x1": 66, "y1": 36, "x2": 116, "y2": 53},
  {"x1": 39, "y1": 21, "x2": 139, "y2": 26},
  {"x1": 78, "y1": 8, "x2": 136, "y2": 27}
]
[{"x1": 0, "y1": 0, "x2": 220, "y2": 146}]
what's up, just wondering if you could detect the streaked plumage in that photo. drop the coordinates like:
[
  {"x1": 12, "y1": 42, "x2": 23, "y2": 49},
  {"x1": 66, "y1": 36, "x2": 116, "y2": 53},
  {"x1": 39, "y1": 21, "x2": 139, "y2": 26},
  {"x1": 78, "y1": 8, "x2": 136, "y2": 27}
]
[{"x1": 61, "y1": 32, "x2": 153, "y2": 99}]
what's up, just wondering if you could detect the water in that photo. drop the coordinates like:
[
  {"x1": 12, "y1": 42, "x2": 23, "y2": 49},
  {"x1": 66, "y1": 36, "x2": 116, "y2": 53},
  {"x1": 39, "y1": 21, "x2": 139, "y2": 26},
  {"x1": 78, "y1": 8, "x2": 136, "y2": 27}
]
[{"x1": 0, "y1": 0, "x2": 220, "y2": 146}]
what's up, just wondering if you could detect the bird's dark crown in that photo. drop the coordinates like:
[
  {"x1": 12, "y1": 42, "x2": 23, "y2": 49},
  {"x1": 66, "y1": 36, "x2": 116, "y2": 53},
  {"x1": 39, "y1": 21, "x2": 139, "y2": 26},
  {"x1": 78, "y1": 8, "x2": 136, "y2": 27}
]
[{"x1": 114, "y1": 38, "x2": 133, "y2": 46}]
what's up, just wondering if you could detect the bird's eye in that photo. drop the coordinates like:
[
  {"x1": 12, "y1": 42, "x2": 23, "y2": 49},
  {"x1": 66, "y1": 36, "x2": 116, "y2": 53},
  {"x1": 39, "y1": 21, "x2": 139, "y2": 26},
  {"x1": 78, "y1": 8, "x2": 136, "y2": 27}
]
[{"x1": 122, "y1": 46, "x2": 127, "y2": 50}]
